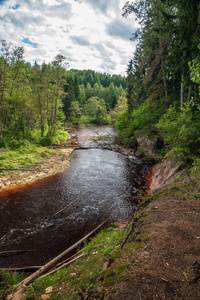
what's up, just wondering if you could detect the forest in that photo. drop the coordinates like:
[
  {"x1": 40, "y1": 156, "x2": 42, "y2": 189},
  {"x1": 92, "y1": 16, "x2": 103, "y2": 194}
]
[
  {"x1": 0, "y1": 41, "x2": 126, "y2": 148},
  {"x1": 0, "y1": 0, "x2": 200, "y2": 168},
  {"x1": 117, "y1": 0, "x2": 200, "y2": 166}
]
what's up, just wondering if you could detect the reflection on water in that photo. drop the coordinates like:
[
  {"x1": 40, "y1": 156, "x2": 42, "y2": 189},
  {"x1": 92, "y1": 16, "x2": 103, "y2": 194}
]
[{"x1": 0, "y1": 131, "x2": 150, "y2": 268}]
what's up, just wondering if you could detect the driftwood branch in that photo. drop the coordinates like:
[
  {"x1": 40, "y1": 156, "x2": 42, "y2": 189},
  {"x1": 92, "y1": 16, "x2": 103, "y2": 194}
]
[
  {"x1": 2, "y1": 266, "x2": 41, "y2": 271},
  {"x1": 39, "y1": 252, "x2": 86, "y2": 279},
  {"x1": 12, "y1": 218, "x2": 108, "y2": 299},
  {"x1": 120, "y1": 225, "x2": 133, "y2": 249},
  {"x1": 0, "y1": 249, "x2": 38, "y2": 255},
  {"x1": 120, "y1": 210, "x2": 139, "y2": 249},
  {"x1": 47, "y1": 189, "x2": 92, "y2": 220},
  {"x1": 55, "y1": 249, "x2": 83, "y2": 267}
]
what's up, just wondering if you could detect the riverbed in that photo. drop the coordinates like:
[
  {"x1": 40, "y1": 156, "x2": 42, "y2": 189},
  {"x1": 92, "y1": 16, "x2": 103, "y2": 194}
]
[{"x1": 0, "y1": 126, "x2": 150, "y2": 268}]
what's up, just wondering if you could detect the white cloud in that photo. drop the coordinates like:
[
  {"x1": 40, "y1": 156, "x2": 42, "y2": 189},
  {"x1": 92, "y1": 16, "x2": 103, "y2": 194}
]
[{"x1": 0, "y1": 0, "x2": 137, "y2": 75}]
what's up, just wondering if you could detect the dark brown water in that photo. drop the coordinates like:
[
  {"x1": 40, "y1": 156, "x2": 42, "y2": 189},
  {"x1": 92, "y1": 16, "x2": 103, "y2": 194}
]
[{"x1": 0, "y1": 127, "x2": 150, "y2": 268}]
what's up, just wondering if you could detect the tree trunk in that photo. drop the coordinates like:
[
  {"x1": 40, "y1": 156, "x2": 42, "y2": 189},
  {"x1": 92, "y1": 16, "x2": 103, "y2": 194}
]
[
  {"x1": 181, "y1": 73, "x2": 184, "y2": 109},
  {"x1": 188, "y1": 86, "x2": 192, "y2": 102},
  {"x1": 161, "y1": 55, "x2": 168, "y2": 104}
]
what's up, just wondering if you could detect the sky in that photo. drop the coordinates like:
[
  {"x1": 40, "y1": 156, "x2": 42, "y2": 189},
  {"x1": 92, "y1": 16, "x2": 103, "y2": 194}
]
[{"x1": 0, "y1": 0, "x2": 137, "y2": 75}]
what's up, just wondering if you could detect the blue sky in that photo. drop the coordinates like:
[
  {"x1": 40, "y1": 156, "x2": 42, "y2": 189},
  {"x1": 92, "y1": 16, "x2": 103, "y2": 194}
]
[{"x1": 0, "y1": 0, "x2": 137, "y2": 75}]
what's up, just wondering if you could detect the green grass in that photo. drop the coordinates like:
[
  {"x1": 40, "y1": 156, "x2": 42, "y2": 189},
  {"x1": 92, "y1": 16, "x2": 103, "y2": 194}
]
[
  {"x1": 0, "y1": 142, "x2": 58, "y2": 173},
  {"x1": 24, "y1": 226, "x2": 125, "y2": 299},
  {"x1": 0, "y1": 271, "x2": 24, "y2": 299}
]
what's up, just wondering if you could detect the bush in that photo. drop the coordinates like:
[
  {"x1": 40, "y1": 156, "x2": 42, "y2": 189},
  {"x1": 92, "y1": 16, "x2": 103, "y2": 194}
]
[
  {"x1": 116, "y1": 111, "x2": 130, "y2": 133},
  {"x1": 156, "y1": 102, "x2": 200, "y2": 165},
  {"x1": 130, "y1": 98, "x2": 166, "y2": 135},
  {"x1": 0, "y1": 137, "x2": 8, "y2": 148}
]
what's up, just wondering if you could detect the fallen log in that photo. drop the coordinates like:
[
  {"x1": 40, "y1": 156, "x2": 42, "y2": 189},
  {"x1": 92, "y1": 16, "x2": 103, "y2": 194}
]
[
  {"x1": 2, "y1": 266, "x2": 41, "y2": 271},
  {"x1": 0, "y1": 249, "x2": 37, "y2": 255},
  {"x1": 11, "y1": 218, "x2": 108, "y2": 299},
  {"x1": 39, "y1": 252, "x2": 86, "y2": 279},
  {"x1": 55, "y1": 249, "x2": 83, "y2": 267}
]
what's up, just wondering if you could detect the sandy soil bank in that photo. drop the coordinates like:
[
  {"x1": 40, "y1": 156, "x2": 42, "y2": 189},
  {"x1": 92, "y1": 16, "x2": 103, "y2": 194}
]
[{"x1": 0, "y1": 148, "x2": 74, "y2": 195}]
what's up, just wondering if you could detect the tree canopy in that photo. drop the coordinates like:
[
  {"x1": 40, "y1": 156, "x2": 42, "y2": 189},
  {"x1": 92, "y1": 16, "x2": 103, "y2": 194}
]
[
  {"x1": 118, "y1": 0, "x2": 200, "y2": 166},
  {"x1": 0, "y1": 40, "x2": 126, "y2": 146}
]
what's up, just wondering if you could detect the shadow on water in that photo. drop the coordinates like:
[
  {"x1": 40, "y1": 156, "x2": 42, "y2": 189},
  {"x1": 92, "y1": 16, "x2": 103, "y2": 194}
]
[{"x1": 0, "y1": 126, "x2": 150, "y2": 268}]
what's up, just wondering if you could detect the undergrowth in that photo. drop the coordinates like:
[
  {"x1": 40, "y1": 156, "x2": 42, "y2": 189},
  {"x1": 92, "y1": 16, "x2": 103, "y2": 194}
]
[{"x1": 0, "y1": 142, "x2": 58, "y2": 175}]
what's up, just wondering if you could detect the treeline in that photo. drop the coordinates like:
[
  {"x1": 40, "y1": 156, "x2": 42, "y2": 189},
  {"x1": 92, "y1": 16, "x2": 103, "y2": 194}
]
[
  {"x1": 70, "y1": 69, "x2": 126, "y2": 89},
  {"x1": 63, "y1": 72, "x2": 125, "y2": 124},
  {"x1": 118, "y1": 0, "x2": 200, "y2": 165},
  {"x1": 0, "y1": 40, "x2": 126, "y2": 147}
]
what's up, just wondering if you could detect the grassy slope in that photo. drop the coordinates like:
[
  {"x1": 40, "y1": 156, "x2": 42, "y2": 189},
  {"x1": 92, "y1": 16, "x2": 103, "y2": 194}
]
[{"x1": 0, "y1": 145, "x2": 58, "y2": 173}]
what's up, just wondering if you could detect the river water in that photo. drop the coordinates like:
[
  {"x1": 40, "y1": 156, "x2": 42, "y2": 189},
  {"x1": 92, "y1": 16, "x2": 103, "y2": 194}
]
[{"x1": 0, "y1": 126, "x2": 150, "y2": 268}]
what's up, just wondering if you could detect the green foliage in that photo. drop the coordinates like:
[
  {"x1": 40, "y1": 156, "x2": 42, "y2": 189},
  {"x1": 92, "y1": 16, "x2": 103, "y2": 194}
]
[
  {"x1": 0, "y1": 41, "x2": 69, "y2": 147},
  {"x1": 63, "y1": 70, "x2": 126, "y2": 125},
  {"x1": 84, "y1": 97, "x2": 108, "y2": 125},
  {"x1": 51, "y1": 130, "x2": 70, "y2": 145},
  {"x1": 24, "y1": 226, "x2": 124, "y2": 299},
  {"x1": 189, "y1": 43, "x2": 200, "y2": 95},
  {"x1": 70, "y1": 69, "x2": 127, "y2": 89},
  {"x1": 124, "y1": 0, "x2": 199, "y2": 106},
  {"x1": 0, "y1": 40, "x2": 126, "y2": 134},
  {"x1": 117, "y1": 98, "x2": 166, "y2": 147},
  {"x1": 0, "y1": 142, "x2": 57, "y2": 171},
  {"x1": 0, "y1": 270, "x2": 24, "y2": 299},
  {"x1": 68, "y1": 101, "x2": 82, "y2": 124},
  {"x1": 157, "y1": 102, "x2": 200, "y2": 165},
  {"x1": 116, "y1": 6, "x2": 200, "y2": 165},
  {"x1": 117, "y1": 98, "x2": 166, "y2": 137},
  {"x1": 116, "y1": 111, "x2": 130, "y2": 134},
  {"x1": 130, "y1": 98, "x2": 166, "y2": 134},
  {"x1": 116, "y1": 111, "x2": 138, "y2": 148},
  {"x1": 110, "y1": 92, "x2": 127, "y2": 124}
]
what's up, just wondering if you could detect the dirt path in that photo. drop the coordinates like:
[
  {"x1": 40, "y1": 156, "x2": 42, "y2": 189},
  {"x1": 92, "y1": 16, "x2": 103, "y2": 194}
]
[{"x1": 101, "y1": 171, "x2": 200, "y2": 299}]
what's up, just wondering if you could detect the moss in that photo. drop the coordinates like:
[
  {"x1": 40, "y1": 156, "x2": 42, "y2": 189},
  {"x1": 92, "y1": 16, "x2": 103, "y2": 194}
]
[
  {"x1": 193, "y1": 193, "x2": 200, "y2": 198},
  {"x1": 99, "y1": 268, "x2": 114, "y2": 280},
  {"x1": 99, "y1": 288, "x2": 105, "y2": 300},
  {"x1": 109, "y1": 250, "x2": 122, "y2": 262},
  {"x1": 143, "y1": 213, "x2": 150, "y2": 217},
  {"x1": 115, "y1": 263, "x2": 129, "y2": 274},
  {"x1": 143, "y1": 236, "x2": 150, "y2": 243},
  {"x1": 103, "y1": 278, "x2": 114, "y2": 287},
  {"x1": 134, "y1": 245, "x2": 143, "y2": 250}
]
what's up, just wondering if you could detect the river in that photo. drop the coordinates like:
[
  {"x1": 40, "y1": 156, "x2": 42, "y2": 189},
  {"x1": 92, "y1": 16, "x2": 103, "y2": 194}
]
[{"x1": 0, "y1": 126, "x2": 150, "y2": 268}]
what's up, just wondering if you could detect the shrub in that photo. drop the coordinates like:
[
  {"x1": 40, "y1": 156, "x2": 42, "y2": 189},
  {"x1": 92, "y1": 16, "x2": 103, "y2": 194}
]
[
  {"x1": 130, "y1": 98, "x2": 166, "y2": 135},
  {"x1": 156, "y1": 102, "x2": 200, "y2": 165}
]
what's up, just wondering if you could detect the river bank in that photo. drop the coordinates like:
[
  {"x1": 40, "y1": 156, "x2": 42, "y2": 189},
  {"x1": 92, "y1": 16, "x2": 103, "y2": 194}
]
[
  {"x1": 1, "y1": 128, "x2": 200, "y2": 299},
  {"x1": 10, "y1": 162, "x2": 199, "y2": 300},
  {"x1": 0, "y1": 148, "x2": 73, "y2": 195}
]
